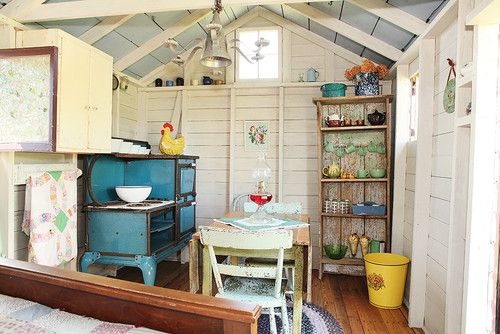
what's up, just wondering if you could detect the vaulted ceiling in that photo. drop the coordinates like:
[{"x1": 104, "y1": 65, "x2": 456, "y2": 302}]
[{"x1": 0, "y1": 0, "x2": 448, "y2": 82}]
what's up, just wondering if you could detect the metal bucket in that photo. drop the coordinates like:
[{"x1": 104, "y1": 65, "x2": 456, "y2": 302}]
[{"x1": 321, "y1": 83, "x2": 346, "y2": 97}]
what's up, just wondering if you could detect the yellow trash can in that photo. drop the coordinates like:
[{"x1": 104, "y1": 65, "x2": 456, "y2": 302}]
[{"x1": 364, "y1": 253, "x2": 410, "y2": 309}]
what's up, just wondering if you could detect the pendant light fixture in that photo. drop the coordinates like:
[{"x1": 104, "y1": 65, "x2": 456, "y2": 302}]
[{"x1": 199, "y1": 1, "x2": 232, "y2": 68}]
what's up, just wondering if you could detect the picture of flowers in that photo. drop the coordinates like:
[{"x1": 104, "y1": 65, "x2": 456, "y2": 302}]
[{"x1": 244, "y1": 121, "x2": 269, "y2": 151}]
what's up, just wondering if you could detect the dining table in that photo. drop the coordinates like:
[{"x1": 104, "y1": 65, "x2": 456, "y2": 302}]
[{"x1": 188, "y1": 212, "x2": 312, "y2": 334}]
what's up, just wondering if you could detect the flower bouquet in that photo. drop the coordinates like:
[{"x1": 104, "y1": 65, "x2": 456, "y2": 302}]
[{"x1": 345, "y1": 59, "x2": 388, "y2": 96}]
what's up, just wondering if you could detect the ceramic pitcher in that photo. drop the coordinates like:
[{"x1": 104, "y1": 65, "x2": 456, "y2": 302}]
[{"x1": 306, "y1": 68, "x2": 319, "y2": 82}]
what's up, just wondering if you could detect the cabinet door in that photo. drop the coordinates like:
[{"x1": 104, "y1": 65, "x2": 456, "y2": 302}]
[
  {"x1": 88, "y1": 50, "x2": 112, "y2": 151},
  {"x1": 57, "y1": 37, "x2": 90, "y2": 151}
]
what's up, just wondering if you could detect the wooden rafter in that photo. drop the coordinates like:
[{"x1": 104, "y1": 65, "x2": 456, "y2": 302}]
[
  {"x1": 285, "y1": 3, "x2": 403, "y2": 61},
  {"x1": 114, "y1": 9, "x2": 211, "y2": 72},
  {"x1": 0, "y1": 13, "x2": 29, "y2": 30},
  {"x1": 346, "y1": 0, "x2": 428, "y2": 35},
  {"x1": 15, "y1": 0, "x2": 327, "y2": 23},
  {"x1": 79, "y1": 15, "x2": 134, "y2": 45},
  {"x1": 0, "y1": 0, "x2": 44, "y2": 19}
]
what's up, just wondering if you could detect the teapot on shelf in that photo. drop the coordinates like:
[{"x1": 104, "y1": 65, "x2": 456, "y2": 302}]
[
  {"x1": 306, "y1": 67, "x2": 319, "y2": 82},
  {"x1": 367, "y1": 109, "x2": 386, "y2": 125},
  {"x1": 322, "y1": 162, "x2": 341, "y2": 178}
]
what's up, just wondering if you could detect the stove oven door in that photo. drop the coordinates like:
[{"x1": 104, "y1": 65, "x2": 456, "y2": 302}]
[
  {"x1": 176, "y1": 159, "x2": 196, "y2": 204},
  {"x1": 177, "y1": 200, "x2": 196, "y2": 239}
]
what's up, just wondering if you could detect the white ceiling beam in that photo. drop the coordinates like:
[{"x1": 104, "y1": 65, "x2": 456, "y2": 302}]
[
  {"x1": 114, "y1": 9, "x2": 211, "y2": 72},
  {"x1": 79, "y1": 15, "x2": 134, "y2": 45},
  {"x1": 0, "y1": 0, "x2": 44, "y2": 19},
  {"x1": 259, "y1": 6, "x2": 365, "y2": 64},
  {"x1": 0, "y1": 13, "x2": 29, "y2": 30},
  {"x1": 139, "y1": 6, "x2": 261, "y2": 86},
  {"x1": 285, "y1": 3, "x2": 403, "y2": 61},
  {"x1": 346, "y1": 0, "x2": 428, "y2": 35},
  {"x1": 16, "y1": 0, "x2": 329, "y2": 23}
]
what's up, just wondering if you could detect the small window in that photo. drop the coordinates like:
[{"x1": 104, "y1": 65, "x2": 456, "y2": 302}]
[
  {"x1": 409, "y1": 75, "x2": 419, "y2": 141},
  {"x1": 236, "y1": 28, "x2": 281, "y2": 81}
]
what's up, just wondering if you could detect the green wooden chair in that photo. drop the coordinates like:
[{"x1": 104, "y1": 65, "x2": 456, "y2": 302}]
[{"x1": 199, "y1": 227, "x2": 292, "y2": 334}]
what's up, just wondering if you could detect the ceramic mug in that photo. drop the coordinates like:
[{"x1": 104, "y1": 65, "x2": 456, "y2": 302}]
[
  {"x1": 335, "y1": 147, "x2": 345, "y2": 158},
  {"x1": 369, "y1": 240, "x2": 381, "y2": 253},
  {"x1": 191, "y1": 79, "x2": 199, "y2": 86},
  {"x1": 345, "y1": 143, "x2": 356, "y2": 154},
  {"x1": 357, "y1": 146, "x2": 366, "y2": 156},
  {"x1": 367, "y1": 141, "x2": 377, "y2": 153},
  {"x1": 377, "y1": 144, "x2": 386, "y2": 154},
  {"x1": 166, "y1": 80, "x2": 174, "y2": 87},
  {"x1": 357, "y1": 169, "x2": 369, "y2": 179},
  {"x1": 214, "y1": 79, "x2": 224, "y2": 85},
  {"x1": 325, "y1": 142, "x2": 335, "y2": 153}
]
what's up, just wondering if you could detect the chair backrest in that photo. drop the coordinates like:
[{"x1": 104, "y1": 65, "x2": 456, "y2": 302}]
[
  {"x1": 243, "y1": 202, "x2": 303, "y2": 215},
  {"x1": 232, "y1": 193, "x2": 251, "y2": 212},
  {"x1": 199, "y1": 227, "x2": 293, "y2": 298}
]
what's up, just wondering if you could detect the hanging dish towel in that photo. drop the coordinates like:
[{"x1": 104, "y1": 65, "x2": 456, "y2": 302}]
[{"x1": 22, "y1": 169, "x2": 82, "y2": 267}]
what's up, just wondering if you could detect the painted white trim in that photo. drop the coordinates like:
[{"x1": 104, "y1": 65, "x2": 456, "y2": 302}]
[
  {"x1": 462, "y1": 24, "x2": 499, "y2": 334},
  {"x1": 408, "y1": 38, "x2": 435, "y2": 328},
  {"x1": 391, "y1": 64, "x2": 410, "y2": 255}
]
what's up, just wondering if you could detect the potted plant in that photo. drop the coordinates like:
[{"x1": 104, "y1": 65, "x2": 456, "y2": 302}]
[{"x1": 345, "y1": 59, "x2": 388, "y2": 96}]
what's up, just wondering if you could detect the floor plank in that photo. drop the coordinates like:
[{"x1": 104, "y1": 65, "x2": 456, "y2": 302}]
[{"x1": 115, "y1": 262, "x2": 424, "y2": 334}]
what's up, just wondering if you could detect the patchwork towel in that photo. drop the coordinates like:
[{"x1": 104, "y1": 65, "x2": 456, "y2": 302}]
[{"x1": 22, "y1": 170, "x2": 82, "y2": 267}]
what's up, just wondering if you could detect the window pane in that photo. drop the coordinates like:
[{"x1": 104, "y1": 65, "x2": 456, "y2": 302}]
[
  {"x1": 258, "y1": 54, "x2": 278, "y2": 79},
  {"x1": 239, "y1": 56, "x2": 258, "y2": 79},
  {"x1": 259, "y1": 30, "x2": 279, "y2": 54}
]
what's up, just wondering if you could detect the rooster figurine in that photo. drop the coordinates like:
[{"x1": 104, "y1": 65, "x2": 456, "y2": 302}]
[{"x1": 159, "y1": 122, "x2": 185, "y2": 155}]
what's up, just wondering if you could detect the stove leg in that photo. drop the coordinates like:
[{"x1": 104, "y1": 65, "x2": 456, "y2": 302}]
[
  {"x1": 81, "y1": 252, "x2": 100, "y2": 272},
  {"x1": 136, "y1": 255, "x2": 157, "y2": 286}
]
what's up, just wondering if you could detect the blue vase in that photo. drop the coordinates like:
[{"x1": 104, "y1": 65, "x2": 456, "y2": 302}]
[{"x1": 355, "y1": 72, "x2": 379, "y2": 96}]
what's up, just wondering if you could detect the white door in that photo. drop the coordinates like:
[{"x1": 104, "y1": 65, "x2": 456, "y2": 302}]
[
  {"x1": 87, "y1": 50, "x2": 112, "y2": 151},
  {"x1": 57, "y1": 37, "x2": 90, "y2": 152}
]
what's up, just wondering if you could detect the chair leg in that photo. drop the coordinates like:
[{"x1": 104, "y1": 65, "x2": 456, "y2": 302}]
[
  {"x1": 281, "y1": 299, "x2": 290, "y2": 334},
  {"x1": 269, "y1": 307, "x2": 277, "y2": 334}
]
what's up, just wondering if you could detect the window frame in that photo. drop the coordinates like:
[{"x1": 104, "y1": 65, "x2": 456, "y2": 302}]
[{"x1": 235, "y1": 26, "x2": 282, "y2": 83}]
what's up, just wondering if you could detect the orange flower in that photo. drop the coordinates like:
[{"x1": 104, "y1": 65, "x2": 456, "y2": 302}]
[
  {"x1": 376, "y1": 64, "x2": 388, "y2": 79},
  {"x1": 360, "y1": 59, "x2": 376, "y2": 73},
  {"x1": 344, "y1": 65, "x2": 361, "y2": 81}
]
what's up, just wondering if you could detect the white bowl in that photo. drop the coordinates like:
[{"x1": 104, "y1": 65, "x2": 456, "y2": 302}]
[
  {"x1": 144, "y1": 148, "x2": 151, "y2": 155},
  {"x1": 111, "y1": 139, "x2": 123, "y2": 152},
  {"x1": 115, "y1": 186, "x2": 152, "y2": 203},
  {"x1": 119, "y1": 141, "x2": 133, "y2": 153},
  {"x1": 138, "y1": 147, "x2": 148, "y2": 154}
]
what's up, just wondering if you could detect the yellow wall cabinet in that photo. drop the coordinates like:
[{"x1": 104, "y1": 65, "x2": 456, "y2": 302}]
[{"x1": 16, "y1": 29, "x2": 113, "y2": 153}]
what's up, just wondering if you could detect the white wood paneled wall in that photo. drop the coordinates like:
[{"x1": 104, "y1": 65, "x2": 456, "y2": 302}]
[
  {"x1": 424, "y1": 20, "x2": 457, "y2": 334},
  {"x1": 112, "y1": 81, "x2": 147, "y2": 141}
]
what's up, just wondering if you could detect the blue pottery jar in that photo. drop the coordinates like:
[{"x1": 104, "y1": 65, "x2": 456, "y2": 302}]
[{"x1": 355, "y1": 72, "x2": 379, "y2": 96}]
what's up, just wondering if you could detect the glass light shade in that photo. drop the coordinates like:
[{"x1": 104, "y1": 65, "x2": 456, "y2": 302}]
[{"x1": 252, "y1": 153, "x2": 271, "y2": 194}]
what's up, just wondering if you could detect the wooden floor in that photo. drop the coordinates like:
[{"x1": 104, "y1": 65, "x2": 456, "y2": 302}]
[{"x1": 116, "y1": 261, "x2": 423, "y2": 334}]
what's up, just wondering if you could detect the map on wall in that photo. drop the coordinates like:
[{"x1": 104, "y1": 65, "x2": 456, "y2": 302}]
[{"x1": 0, "y1": 52, "x2": 53, "y2": 149}]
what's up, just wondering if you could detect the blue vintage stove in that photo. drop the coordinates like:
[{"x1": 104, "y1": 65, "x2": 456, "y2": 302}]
[{"x1": 80, "y1": 152, "x2": 198, "y2": 285}]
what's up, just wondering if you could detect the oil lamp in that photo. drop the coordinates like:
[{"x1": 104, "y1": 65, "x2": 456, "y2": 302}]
[{"x1": 248, "y1": 152, "x2": 273, "y2": 224}]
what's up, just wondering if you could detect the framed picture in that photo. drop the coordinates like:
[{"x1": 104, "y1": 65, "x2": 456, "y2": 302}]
[
  {"x1": 244, "y1": 120, "x2": 269, "y2": 152},
  {"x1": 0, "y1": 46, "x2": 58, "y2": 152}
]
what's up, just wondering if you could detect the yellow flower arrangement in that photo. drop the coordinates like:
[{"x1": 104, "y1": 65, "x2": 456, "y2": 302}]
[{"x1": 345, "y1": 59, "x2": 388, "y2": 81}]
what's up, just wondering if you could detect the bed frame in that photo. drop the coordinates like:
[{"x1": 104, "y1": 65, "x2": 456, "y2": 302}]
[{"x1": 0, "y1": 258, "x2": 260, "y2": 334}]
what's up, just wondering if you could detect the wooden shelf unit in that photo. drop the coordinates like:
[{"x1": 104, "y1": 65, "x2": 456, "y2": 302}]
[{"x1": 314, "y1": 95, "x2": 393, "y2": 278}]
